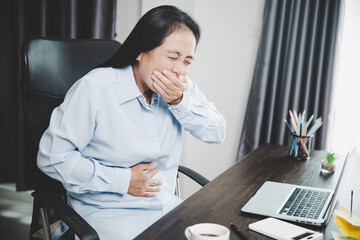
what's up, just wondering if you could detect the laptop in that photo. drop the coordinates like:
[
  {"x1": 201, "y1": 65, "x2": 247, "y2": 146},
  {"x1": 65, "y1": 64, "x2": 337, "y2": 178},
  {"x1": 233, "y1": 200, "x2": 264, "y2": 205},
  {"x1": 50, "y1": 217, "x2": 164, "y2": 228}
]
[{"x1": 241, "y1": 151, "x2": 350, "y2": 226}]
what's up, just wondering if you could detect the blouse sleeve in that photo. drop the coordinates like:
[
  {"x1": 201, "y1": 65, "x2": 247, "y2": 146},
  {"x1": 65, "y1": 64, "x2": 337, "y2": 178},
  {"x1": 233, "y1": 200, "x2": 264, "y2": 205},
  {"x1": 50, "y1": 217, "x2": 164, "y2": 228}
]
[
  {"x1": 37, "y1": 78, "x2": 131, "y2": 195},
  {"x1": 168, "y1": 78, "x2": 226, "y2": 144}
]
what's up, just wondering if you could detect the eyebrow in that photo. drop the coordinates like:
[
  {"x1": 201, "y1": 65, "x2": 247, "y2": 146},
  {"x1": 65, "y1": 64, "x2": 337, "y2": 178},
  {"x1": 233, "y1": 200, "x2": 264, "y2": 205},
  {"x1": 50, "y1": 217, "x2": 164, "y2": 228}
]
[{"x1": 167, "y1": 50, "x2": 194, "y2": 60}]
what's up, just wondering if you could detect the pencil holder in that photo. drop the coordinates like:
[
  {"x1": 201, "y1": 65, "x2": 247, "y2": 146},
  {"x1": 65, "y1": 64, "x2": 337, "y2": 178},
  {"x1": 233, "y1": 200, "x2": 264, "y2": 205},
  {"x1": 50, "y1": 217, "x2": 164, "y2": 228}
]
[{"x1": 288, "y1": 132, "x2": 313, "y2": 160}]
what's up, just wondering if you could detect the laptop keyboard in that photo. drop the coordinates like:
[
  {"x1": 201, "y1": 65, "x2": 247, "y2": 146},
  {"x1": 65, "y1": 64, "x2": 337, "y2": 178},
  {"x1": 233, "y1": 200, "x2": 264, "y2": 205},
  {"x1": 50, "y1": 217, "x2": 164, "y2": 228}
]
[{"x1": 279, "y1": 188, "x2": 330, "y2": 219}]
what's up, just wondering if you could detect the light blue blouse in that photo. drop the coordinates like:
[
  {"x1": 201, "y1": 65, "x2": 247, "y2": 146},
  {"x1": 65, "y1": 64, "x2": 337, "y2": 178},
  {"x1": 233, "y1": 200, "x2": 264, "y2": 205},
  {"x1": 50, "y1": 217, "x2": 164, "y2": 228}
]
[{"x1": 37, "y1": 66, "x2": 226, "y2": 239}]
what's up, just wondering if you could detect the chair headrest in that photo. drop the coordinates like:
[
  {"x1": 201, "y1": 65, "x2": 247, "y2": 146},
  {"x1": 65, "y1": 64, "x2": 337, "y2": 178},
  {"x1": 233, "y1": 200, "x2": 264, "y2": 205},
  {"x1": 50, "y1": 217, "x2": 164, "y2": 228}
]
[{"x1": 24, "y1": 38, "x2": 121, "y2": 98}]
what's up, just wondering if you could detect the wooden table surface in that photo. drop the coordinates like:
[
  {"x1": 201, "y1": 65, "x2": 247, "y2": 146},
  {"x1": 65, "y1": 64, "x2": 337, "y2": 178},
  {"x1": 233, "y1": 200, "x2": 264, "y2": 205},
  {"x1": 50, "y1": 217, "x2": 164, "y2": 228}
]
[{"x1": 135, "y1": 144, "x2": 355, "y2": 240}]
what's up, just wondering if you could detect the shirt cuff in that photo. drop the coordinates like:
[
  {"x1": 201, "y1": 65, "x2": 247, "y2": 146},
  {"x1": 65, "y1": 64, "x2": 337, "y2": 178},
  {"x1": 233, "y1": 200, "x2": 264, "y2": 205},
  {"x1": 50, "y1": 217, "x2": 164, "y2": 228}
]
[
  {"x1": 110, "y1": 167, "x2": 131, "y2": 194},
  {"x1": 168, "y1": 92, "x2": 191, "y2": 120}
]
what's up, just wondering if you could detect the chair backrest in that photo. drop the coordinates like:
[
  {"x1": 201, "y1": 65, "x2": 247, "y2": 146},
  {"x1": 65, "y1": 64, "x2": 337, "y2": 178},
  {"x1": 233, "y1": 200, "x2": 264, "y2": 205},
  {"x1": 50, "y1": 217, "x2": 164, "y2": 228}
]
[{"x1": 21, "y1": 38, "x2": 121, "y2": 193}]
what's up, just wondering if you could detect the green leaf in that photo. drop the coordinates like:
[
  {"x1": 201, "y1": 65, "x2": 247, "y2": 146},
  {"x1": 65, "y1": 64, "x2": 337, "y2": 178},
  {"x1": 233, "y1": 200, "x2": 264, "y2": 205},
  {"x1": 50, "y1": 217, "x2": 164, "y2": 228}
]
[{"x1": 326, "y1": 152, "x2": 336, "y2": 164}]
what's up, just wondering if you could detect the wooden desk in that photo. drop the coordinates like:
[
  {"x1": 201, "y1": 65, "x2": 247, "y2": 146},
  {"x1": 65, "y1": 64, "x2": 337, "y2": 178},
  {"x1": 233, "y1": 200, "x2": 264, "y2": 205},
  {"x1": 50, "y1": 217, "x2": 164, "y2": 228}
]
[{"x1": 135, "y1": 144, "x2": 356, "y2": 240}]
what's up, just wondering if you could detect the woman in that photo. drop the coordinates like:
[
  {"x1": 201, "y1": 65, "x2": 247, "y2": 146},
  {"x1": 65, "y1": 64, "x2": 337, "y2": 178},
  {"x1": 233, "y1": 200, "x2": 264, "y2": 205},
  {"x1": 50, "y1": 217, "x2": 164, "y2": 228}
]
[{"x1": 37, "y1": 5, "x2": 226, "y2": 239}]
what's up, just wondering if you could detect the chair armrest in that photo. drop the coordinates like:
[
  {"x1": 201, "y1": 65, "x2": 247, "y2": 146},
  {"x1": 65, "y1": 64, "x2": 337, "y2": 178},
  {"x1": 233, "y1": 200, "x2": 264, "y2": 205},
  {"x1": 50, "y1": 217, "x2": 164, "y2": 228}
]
[
  {"x1": 32, "y1": 191, "x2": 99, "y2": 240},
  {"x1": 178, "y1": 165, "x2": 210, "y2": 187}
]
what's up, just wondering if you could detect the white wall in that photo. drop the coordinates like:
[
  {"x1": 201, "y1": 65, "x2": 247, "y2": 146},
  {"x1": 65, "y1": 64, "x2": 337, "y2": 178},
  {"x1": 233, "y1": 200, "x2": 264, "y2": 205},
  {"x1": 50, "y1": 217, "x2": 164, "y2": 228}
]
[
  {"x1": 116, "y1": 0, "x2": 141, "y2": 43},
  {"x1": 116, "y1": 0, "x2": 265, "y2": 199}
]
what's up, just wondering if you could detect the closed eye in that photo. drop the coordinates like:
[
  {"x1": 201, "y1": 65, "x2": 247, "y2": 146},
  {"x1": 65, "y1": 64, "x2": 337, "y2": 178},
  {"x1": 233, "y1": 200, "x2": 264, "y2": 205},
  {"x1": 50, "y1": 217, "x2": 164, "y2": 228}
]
[{"x1": 167, "y1": 54, "x2": 193, "y2": 65}]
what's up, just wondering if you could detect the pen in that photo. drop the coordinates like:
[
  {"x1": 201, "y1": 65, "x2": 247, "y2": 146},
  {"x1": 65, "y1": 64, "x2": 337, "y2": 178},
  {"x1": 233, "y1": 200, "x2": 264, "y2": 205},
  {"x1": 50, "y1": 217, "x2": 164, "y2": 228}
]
[
  {"x1": 350, "y1": 190, "x2": 353, "y2": 218},
  {"x1": 230, "y1": 223, "x2": 249, "y2": 240},
  {"x1": 289, "y1": 117, "x2": 308, "y2": 154},
  {"x1": 306, "y1": 114, "x2": 314, "y2": 127},
  {"x1": 284, "y1": 119, "x2": 293, "y2": 132},
  {"x1": 293, "y1": 110, "x2": 298, "y2": 123}
]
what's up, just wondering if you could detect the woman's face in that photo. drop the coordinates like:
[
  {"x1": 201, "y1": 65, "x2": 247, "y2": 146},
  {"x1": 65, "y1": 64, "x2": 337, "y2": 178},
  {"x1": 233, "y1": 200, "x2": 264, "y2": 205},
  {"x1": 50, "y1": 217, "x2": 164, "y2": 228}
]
[{"x1": 134, "y1": 27, "x2": 197, "y2": 94}]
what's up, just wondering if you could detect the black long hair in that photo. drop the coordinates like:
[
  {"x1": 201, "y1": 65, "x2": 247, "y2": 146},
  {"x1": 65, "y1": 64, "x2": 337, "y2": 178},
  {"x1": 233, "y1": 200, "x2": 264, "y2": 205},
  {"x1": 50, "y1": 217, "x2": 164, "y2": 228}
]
[{"x1": 98, "y1": 5, "x2": 200, "y2": 68}]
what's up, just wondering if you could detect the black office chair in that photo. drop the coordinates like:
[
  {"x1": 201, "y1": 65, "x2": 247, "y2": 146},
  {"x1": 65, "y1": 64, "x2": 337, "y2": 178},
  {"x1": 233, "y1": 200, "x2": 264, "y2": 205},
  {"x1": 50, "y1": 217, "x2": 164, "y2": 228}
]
[{"x1": 21, "y1": 38, "x2": 209, "y2": 240}]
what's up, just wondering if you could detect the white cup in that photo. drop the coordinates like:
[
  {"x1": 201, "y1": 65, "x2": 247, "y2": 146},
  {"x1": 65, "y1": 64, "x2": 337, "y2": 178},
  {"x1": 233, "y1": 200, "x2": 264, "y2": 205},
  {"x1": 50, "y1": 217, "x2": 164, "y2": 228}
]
[{"x1": 184, "y1": 223, "x2": 230, "y2": 240}]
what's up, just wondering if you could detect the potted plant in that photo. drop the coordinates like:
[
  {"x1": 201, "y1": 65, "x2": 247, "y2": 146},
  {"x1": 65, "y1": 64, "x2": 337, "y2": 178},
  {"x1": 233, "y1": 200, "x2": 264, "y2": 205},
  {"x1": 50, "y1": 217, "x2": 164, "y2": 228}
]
[{"x1": 321, "y1": 151, "x2": 336, "y2": 175}]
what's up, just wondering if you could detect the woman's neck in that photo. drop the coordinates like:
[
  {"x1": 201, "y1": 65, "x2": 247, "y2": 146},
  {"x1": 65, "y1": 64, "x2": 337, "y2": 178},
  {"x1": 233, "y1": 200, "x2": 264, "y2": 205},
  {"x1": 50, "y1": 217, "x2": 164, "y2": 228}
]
[{"x1": 132, "y1": 65, "x2": 153, "y2": 105}]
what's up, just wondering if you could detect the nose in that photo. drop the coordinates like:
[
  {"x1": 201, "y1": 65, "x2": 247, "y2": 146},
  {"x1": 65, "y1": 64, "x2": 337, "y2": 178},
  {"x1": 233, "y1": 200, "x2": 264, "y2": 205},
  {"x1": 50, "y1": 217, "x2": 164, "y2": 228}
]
[{"x1": 171, "y1": 59, "x2": 185, "y2": 76}]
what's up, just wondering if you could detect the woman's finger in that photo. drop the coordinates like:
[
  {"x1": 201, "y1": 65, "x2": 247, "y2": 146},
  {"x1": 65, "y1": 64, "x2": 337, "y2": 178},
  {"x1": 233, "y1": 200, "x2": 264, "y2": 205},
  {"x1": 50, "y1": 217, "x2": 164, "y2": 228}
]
[
  {"x1": 154, "y1": 70, "x2": 172, "y2": 87},
  {"x1": 146, "y1": 167, "x2": 160, "y2": 179},
  {"x1": 162, "y1": 69, "x2": 185, "y2": 86},
  {"x1": 152, "y1": 74, "x2": 171, "y2": 95},
  {"x1": 148, "y1": 179, "x2": 162, "y2": 187}
]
